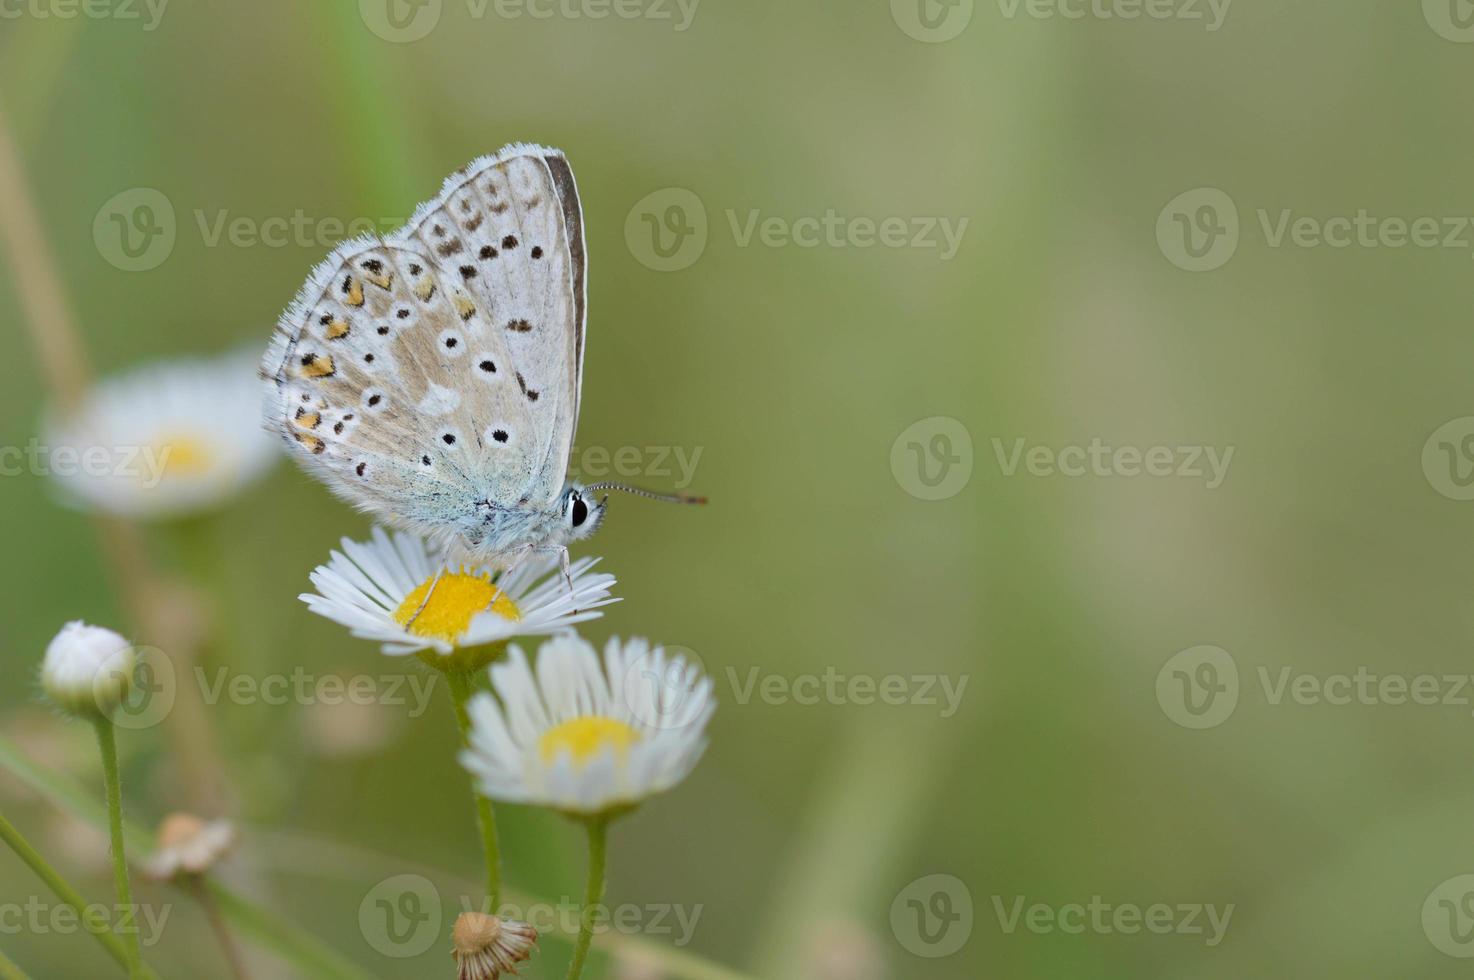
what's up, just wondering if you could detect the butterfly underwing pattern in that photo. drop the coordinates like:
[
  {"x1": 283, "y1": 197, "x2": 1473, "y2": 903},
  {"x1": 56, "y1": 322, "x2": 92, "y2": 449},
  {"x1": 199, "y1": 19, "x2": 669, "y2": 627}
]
[{"x1": 260, "y1": 143, "x2": 603, "y2": 568}]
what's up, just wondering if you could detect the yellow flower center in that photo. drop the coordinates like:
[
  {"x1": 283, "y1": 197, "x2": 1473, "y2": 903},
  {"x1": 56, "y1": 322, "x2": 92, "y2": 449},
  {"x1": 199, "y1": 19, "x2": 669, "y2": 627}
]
[
  {"x1": 392, "y1": 571, "x2": 520, "y2": 643},
  {"x1": 154, "y1": 433, "x2": 215, "y2": 478},
  {"x1": 539, "y1": 717, "x2": 641, "y2": 769}
]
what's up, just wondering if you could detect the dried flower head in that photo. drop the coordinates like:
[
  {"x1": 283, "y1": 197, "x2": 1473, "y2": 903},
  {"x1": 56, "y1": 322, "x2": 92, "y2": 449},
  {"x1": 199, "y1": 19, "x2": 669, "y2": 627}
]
[
  {"x1": 452, "y1": 912, "x2": 537, "y2": 980},
  {"x1": 144, "y1": 813, "x2": 236, "y2": 879}
]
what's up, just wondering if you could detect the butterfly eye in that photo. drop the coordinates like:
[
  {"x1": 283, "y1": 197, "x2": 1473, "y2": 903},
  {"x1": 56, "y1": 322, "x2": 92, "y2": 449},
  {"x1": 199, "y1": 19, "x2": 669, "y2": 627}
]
[{"x1": 570, "y1": 496, "x2": 589, "y2": 529}]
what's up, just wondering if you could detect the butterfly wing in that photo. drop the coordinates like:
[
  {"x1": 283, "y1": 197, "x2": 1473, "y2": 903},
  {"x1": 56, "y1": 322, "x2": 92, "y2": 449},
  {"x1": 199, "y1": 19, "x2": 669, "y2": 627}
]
[
  {"x1": 393, "y1": 145, "x2": 586, "y2": 507},
  {"x1": 262, "y1": 144, "x2": 586, "y2": 550}
]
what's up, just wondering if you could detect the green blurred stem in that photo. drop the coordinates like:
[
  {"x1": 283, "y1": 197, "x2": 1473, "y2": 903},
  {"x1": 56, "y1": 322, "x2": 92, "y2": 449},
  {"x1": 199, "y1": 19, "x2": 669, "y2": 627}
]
[
  {"x1": 93, "y1": 720, "x2": 144, "y2": 980},
  {"x1": 190, "y1": 876, "x2": 251, "y2": 980},
  {"x1": 0, "y1": 811, "x2": 156, "y2": 978},
  {"x1": 566, "y1": 819, "x2": 608, "y2": 980},
  {"x1": 446, "y1": 669, "x2": 502, "y2": 910},
  {"x1": 0, "y1": 737, "x2": 371, "y2": 980},
  {"x1": 0, "y1": 945, "x2": 32, "y2": 980}
]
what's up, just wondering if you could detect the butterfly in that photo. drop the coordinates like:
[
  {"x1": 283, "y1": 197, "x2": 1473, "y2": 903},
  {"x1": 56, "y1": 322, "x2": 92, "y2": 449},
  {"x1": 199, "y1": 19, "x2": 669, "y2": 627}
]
[{"x1": 260, "y1": 143, "x2": 701, "y2": 587}]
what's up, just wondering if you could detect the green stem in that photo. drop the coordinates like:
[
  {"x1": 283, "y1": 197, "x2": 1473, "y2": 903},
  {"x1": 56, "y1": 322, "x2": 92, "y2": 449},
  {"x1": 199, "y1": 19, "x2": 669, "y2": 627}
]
[
  {"x1": 0, "y1": 944, "x2": 33, "y2": 980},
  {"x1": 0, "y1": 811, "x2": 155, "y2": 978},
  {"x1": 446, "y1": 670, "x2": 502, "y2": 910},
  {"x1": 192, "y1": 876, "x2": 251, "y2": 980},
  {"x1": 93, "y1": 720, "x2": 143, "y2": 980},
  {"x1": 566, "y1": 819, "x2": 609, "y2": 980}
]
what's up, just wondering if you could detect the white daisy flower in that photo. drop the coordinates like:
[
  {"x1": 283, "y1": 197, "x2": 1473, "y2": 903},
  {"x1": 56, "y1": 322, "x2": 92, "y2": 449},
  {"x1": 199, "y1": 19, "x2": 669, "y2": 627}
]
[
  {"x1": 461, "y1": 635, "x2": 715, "y2": 818},
  {"x1": 301, "y1": 526, "x2": 617, "y2": 659},
  {"x1": 43, "y1": 350, "x2": 277, "y2": 519}
]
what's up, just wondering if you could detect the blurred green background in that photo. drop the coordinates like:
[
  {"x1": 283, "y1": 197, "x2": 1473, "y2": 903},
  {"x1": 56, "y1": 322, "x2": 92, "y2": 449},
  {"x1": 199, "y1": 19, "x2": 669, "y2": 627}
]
[{"x1": 4, "y1": 0, "x2": 1474, "y2": 977}]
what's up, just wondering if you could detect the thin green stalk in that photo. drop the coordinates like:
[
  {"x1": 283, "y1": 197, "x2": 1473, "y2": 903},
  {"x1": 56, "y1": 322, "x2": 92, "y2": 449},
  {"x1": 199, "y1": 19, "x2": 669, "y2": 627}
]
[
  {"x1": 566, "y1": 819, "x2": 608, "y2": 980},
  {"x1": 0, "y1": 736, "x2": 373, "y2": 980},
  {"x1": 0, "y1": 812, "x2": 156, "y2": 978},
  {"x1": 92, "y1": 720, "x2": 143, "y2": 980},
  {"x1": 446, "y1": 669, "x2": 502, "y2": 910},
  {"x1": 0, "y1": 944, "x2": 33, "y2": 980},
  {"x1": 191, "y1": 877, "x2": 251, "y2": 980}
]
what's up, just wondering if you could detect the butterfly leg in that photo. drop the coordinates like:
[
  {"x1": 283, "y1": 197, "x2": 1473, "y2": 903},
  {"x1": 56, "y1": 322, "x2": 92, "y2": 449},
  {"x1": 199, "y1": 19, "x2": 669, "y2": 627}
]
[
  {"x1": 403, "y1": 564, "x2": 446, "y2": 630},
  {"x1": 488, "y1": 545, "x2": 534, "y2": 610},
  {"x1": 559, "y1": 547, "x2": 575, "y2": 594}
]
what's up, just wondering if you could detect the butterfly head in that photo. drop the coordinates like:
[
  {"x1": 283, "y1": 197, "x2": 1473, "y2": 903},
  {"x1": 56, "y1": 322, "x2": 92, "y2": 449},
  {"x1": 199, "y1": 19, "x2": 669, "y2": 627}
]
[{"x1": 561, "y1": 484, "x2": 607, "y2": 542}]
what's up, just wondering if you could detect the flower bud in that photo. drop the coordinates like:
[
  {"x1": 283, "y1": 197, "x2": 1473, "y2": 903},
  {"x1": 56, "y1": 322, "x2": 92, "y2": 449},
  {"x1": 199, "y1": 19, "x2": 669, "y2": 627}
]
[{"x1": 40, "y1": 621, "x2": 135, "y2": 720}]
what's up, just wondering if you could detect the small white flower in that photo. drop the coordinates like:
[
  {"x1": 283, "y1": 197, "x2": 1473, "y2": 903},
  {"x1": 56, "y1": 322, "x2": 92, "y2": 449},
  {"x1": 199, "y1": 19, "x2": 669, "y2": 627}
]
[
  {"x1": 144, "y1": 813, "x2": 236, "y2": 880},
  {"x1": 40, "y1": 621, "x2": 135, "y2": 719},
  {"x1": 43, "y1": 350, "x2": 277, "y2": 519},
  {"x1": 461, "y1": 635, "x2": 715, "y2": 817},
  {"x1": 301, "y1": 527, "x2": 617, "y2": 657}
]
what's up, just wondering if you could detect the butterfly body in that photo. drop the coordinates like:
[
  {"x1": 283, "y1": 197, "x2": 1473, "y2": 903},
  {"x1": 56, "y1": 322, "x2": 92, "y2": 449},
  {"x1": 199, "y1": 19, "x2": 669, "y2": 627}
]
[{"x1": 261, "y1": 144, "x2": 599, "y2": 568}]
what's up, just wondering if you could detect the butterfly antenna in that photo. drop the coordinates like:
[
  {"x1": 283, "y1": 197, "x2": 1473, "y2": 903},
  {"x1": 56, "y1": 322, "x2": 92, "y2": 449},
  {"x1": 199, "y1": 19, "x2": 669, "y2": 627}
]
[{"x1": 585, "y1": 483, "x2": 707, "y2": 505}]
